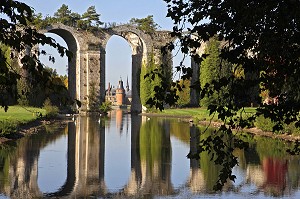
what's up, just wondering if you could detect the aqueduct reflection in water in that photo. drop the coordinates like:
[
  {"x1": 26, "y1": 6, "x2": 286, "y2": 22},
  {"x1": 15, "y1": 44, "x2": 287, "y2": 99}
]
[
  {"x1": 1, "y1": 110, "x2": 300, "y2": 198},
  {"x1": 0, "y1": 111, "x2": 194, "y2": 198}
]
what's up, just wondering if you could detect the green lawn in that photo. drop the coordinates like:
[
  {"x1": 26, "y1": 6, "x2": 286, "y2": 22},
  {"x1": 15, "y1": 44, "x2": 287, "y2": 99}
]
[
  {"x1": 161, "y1": 107, "x2": 257, "y2": 121},
  {"x1": 162, "y1": 108, "x2": 209, "y2": 116},
  {"x1": 0, "y1": 106, "x2": 46, "y2": 123}
]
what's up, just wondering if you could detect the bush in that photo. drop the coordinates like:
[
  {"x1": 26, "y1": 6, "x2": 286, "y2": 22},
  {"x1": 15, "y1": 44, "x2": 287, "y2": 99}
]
[
  {"x1": 282, "y1": 123, "x2": 300, "y2": 135},
  {"x1": 255, "y1": 115, "x2": 300, "y2": 134},
  {"x1": 99, "y1": 101, "x2": 112, "y2": 114},
  {"x1": 43, "y1": 98, "x2": 59, "y2": 118},
  {"x1": 254, "y1": 115, "x2": 276, "y2": 132},
  {"x1": 0, "y1": 120, "x2": 17, "y2": 136}
]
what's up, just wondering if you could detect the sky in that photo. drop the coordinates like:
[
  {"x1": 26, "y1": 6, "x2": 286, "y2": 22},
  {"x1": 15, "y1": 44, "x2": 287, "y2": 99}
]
[{"x1": 20, "y1": 0, "x2": 190, "y2": 87}]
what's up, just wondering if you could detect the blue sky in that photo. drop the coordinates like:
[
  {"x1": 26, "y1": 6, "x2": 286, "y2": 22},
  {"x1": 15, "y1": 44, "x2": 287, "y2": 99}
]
[{"x1": 20, "y1": 0, "x2": 189, "y2": 87}]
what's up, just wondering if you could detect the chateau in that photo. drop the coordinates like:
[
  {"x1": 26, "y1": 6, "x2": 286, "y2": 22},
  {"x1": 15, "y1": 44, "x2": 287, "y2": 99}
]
[{"x1": 105, "y1": 77, "x2": 132, "y2": 107}]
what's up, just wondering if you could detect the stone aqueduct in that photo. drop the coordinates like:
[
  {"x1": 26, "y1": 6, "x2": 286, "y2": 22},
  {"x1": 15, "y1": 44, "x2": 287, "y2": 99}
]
[{"x1": 40, "y1": 23, "x2": 201, "y2": 112}]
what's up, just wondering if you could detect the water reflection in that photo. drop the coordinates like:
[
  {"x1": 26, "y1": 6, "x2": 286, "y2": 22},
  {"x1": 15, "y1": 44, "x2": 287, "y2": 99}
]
[
  {"x1": 0, "y1": 111, "x2": 300, "y2": 198},
  {"x1": 38, "y1": 134, "x2": 68, "y2": 193},
  {"x1": 104, "y1": 110, "x2": 131, "y2": 191}
]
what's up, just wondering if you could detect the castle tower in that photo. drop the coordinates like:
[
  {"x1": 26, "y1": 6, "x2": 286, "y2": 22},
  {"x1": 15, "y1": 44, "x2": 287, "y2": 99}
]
[
  {"x1": 107, "y1": 82, "x2": 111, "y2": 96},
  {"x1": 116, "y1": 77, "x2": 125, "y2": 106},
  {"x1": 126, "y1": 76, "x2": 130, "y2": 92}
]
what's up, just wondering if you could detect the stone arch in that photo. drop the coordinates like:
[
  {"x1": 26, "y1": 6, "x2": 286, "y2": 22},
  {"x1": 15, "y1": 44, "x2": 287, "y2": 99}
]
[
  {"x1": 101, "y1": 25, "x2": 153, "y2": 113},
  {"x1": 40, "y1": 23, "x2": 81, "y2": 101},
  {"x1": 103, "y1": 25, "x2": 152, "y2": 58},
  {"x1": 167, "y1": 35, "x2": 207, "y2": 107},
  {"x1": 170, "y1": 37, "x2": 199, "y2": 107}
]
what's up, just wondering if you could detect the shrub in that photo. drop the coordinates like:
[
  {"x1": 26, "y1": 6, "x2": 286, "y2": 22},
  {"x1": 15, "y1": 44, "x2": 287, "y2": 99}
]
[
  {"x1": 193, "y1": 117, "x2": 200, "y2": 123},
  {"x1": 43, "y1": 98, "x2": 59, "y2": 118},
  {"x1": 254, "y1": 115, "x2": 276, "y2": 132},
  {"x1": 0, "y1": 120, "x2": 17, "y2": 136},
  {"x1": 282, "y1": 123, "x2": 300, "y2": 135},
  {"x1": 99, "y1": 101, "x2": 112, "y2": 114},
  {"x1": 254, "y1": 115, "x2": 300, "y2": 134}
]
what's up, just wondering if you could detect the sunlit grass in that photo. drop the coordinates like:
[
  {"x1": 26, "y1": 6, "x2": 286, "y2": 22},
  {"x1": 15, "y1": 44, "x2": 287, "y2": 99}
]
[
  {"x1": 161, "y1": 107, "x2": 257, "y2": 122},
  {"x1": 0, "y1": 106, "x2": 46, "y2": 136},
  {"x1": 0, "y1": 106, "x2": 46, "y2": 123},
  {"x1": 162, "y1": 107, "x2": 209, "y2": 116}
]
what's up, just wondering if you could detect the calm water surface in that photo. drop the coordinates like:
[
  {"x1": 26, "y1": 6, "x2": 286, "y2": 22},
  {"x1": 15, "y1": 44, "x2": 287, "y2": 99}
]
[{"x1": 0, "y1": 110, "x2": 300, "y2": 198}]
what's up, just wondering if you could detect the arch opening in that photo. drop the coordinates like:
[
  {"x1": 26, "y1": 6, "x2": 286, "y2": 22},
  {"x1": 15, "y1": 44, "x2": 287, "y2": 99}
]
[
  {"x1": 40, "y1": 28, "x2": 79, "y2": 101},
  {"x1": 105, "y1": 35, "x2": 132, "y2": 90},
  {"x1": 172, "y1": 39, "x2": 196, "y2": 107},
  {"x1": 29, "y1": 33, "x2": 70, "y2": 108},
  {"x1": 104, "y1": 31, "x2": 145, "y2": 112},
  {"x1": 40, "y1": 33, "x2": 68, "y2": 76},
  {"x1": 172, "y1": 39, "x2": 192, "y2": 81}
]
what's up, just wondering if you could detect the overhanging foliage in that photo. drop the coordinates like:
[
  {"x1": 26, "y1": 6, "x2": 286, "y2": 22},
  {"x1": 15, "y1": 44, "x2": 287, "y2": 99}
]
[{"x1": 152, "y1": 0, "x2": 300, "y2": 190}]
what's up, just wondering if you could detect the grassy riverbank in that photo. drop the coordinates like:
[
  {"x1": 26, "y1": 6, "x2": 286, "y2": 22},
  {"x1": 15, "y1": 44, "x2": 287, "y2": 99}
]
[
  {"x1": 160, "y1": 107, "x2": 256, "y2": 121},
  {"x1": 148, "y1": 107, "x2": 300, "y2": 136},
  {"x1": 0, "y1": 106, "x2": 46, "y2": 136}
]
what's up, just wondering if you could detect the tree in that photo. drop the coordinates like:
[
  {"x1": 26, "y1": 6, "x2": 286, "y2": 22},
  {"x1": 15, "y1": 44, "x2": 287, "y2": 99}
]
[
  {"x1": 200, "y1": 36, "x2": 232, "y2": 107},
  {"x1": 31, "y1": 13, "x2": 45, "y2": 29},
  {"x1": 129, "y1": 15, "x2": 160, "y2": 35},
  {"x1": 141, "y1": 53, "x2": 174, "y2": 111},
  {"x1": 159, "y1": 0, "x2": 300, "y2": 190},
  {"x1": 164, "y1": 0, "x2": 300, "y2": 121},
  {"x1": 29, "y1": 4, "x2": 103, "y2": 31},
  {"x1": 60, "y1": 75, "x2": 68, "y2": 89},
  {"x1": 44, "y1": 66, "x2": 58, "y2": 77},
  {"x1": 176, "y1": 79, "x2": 190, "y2": 107},
  {"x1": 0, "y1": 0, "x2": 74, "y2": 111},
  {"x1": 87, "y1": 81, "x2": 100, "y2": 112},
  {"x1": 54, "y1": 4, "x2": 72, "y2": 25},
  {"x1": 70, "y1": 12, "x2": 81, "y2": 27},
  {"x1": 54, "y1": 4, "x2": 71, "y2": 19},
  {"x1": 140, "y1": 54, "x2": 163, "y2": 110},
  {"x1": 80, "y1": 6, "x2": 102, "y2": 30},
  {"x1": 140, "y1": 62, "x2": 152, "y2": 108},
  {"x1": 0, "y1": 43, "x2": 17, "y2": 106}
]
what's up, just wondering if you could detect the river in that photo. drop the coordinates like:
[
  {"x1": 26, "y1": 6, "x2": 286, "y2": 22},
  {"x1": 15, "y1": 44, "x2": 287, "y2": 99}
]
[{"x1": 0, "y1": 109, "x2": 300, "y2": 198}]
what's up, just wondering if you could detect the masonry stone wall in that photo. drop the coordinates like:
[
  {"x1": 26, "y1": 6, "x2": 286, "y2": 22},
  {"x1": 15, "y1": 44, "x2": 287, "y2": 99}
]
[{"x1": 41, "y1": 23, "x2": 203, "y2": 112}]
